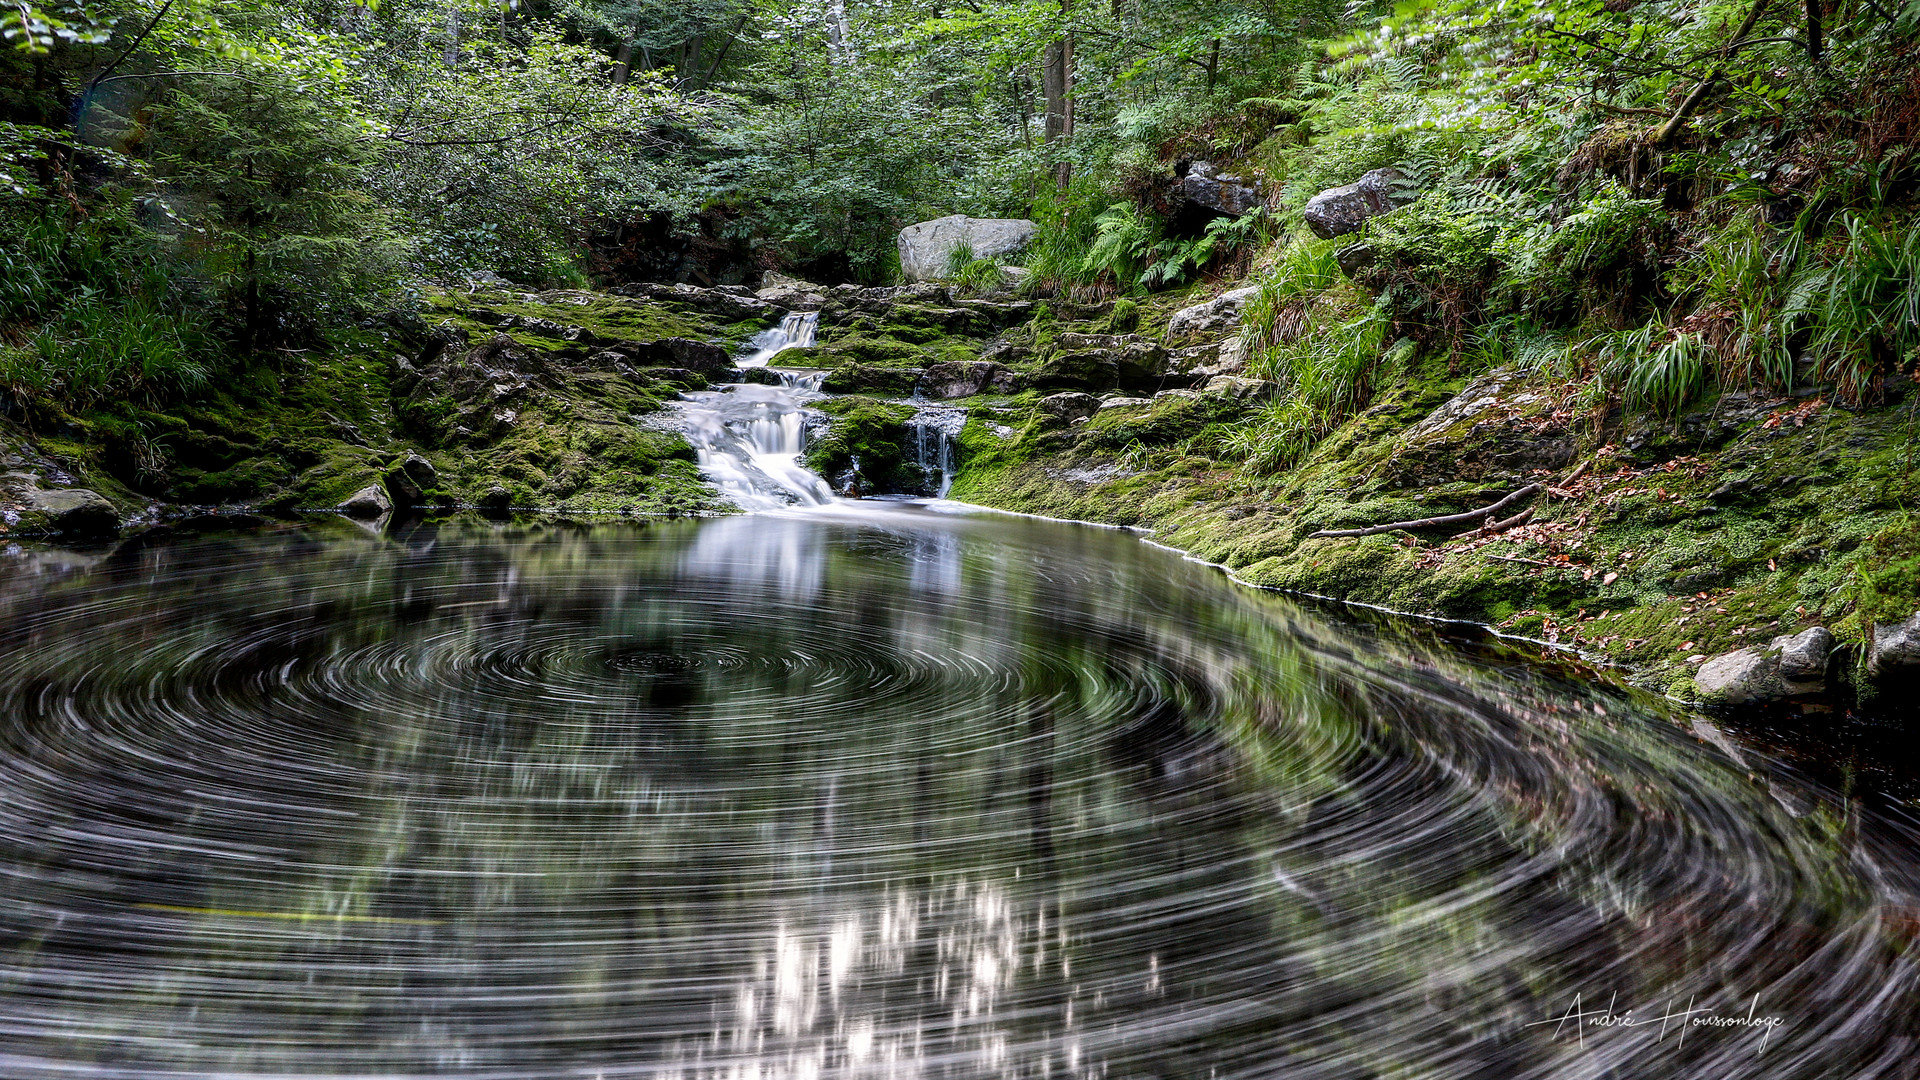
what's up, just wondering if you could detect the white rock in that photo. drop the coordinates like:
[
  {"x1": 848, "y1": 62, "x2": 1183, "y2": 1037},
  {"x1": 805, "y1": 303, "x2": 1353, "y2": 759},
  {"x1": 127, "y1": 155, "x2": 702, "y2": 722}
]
[
  {"x1": 1167, "y1": 286, "x2": 1260, "y2": 338},
  {"x1": 897, "y1": 216, "x2": 1037, "y2": 282}
]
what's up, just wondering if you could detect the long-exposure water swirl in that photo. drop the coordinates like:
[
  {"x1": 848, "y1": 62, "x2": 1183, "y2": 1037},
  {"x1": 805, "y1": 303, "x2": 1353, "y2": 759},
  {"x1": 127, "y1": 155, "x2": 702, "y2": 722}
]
[{"x1": 1, "y1": 508, "x2": 1917, "y2": 1078}]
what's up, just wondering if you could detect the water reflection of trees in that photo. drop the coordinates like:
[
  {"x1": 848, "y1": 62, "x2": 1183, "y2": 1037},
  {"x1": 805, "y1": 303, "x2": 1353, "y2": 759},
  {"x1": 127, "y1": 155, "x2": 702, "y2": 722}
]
[{"x1": 0, "y1": 515, "x2": 1912, "y2": 1078}]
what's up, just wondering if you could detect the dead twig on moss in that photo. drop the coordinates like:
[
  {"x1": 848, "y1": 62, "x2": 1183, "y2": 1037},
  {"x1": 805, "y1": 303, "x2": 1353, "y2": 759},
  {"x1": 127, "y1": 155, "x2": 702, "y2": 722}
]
[
  {"x1": 1309, "y1": 484, "x2": 1543, "y2": 539},
  {"x1": 1485, "y1": 553, "x2": 1570, "y2": 570},
  {"x1": 1462, "y1": 507, "x2": 1535, "y2": 539}
]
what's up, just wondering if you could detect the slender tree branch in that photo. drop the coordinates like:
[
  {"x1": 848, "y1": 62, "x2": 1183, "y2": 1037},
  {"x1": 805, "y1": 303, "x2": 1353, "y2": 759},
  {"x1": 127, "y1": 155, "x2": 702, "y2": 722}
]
[
  {"x1": 84, "y1": 0, "x2": 174, "y2": 96},
  {"x1": 383, "y1": 118, "x2": 576, "y2": 147},
  {"x1": 1655, "y1": 0, "x2": 1772, "y2": 146},
  {"x1": 93, "y1": 69, "x2": 251, "y2": 85}
]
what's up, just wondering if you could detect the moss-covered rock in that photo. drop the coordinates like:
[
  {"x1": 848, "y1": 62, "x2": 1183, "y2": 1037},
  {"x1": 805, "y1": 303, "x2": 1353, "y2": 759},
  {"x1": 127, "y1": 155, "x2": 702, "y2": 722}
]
[
  {"x1": 805, "y1": 397, "x2": 924, "y2": 495},
  {"x1": 823, "y1": 364, "x2": 925, "y2": 396}
]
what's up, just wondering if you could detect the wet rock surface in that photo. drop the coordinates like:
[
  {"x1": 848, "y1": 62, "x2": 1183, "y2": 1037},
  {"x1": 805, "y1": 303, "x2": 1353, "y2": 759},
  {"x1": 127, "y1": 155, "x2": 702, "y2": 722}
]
[
  {"x1": 1039, "y1": 393, "x2": 1101, "y2": 423},
  {"x1": 340, "y1": 484, "x2": 392, "y2": 519},
  {"x1": 1180, "y1": 161, "x2": 1263, "y2": 217},
  {"x1": 10, "y1": 487, "x2": 122, "y2": 536},
  {"x1": 1167, "y1": 287, "x2": 1260, "y2": 338},
  {"x1": 1303, "y1": 168, "x2": 1412, "y2": 239},
  {"x1": 1695, "y1": 627, "x2": 1832, "y2": 704},
  {"x1": 1869, "y1": 614, "x2": 1920, "y2": 679},
  {"x1": 918, "y1": 361, "x2": 1019, "y2": 399}
]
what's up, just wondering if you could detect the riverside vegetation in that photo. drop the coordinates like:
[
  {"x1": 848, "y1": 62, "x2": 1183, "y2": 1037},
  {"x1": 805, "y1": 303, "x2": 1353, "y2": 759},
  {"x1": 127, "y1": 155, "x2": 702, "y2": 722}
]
[{"x1": 4, "y1": 0, "x2": 1919, "y2": 705}]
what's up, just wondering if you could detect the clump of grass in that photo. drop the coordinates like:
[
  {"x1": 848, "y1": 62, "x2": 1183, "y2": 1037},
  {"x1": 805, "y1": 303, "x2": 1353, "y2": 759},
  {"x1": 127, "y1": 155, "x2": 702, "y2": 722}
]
[
  {"x1": 953, "y1": 258, "x2": 1008, "y2": 296},
  {"x1": 1238, "y1": 237, "x2": 1341, "y2": 352},
  {"x1": 1223, "y1": 396, "x2": 1317, "y2": 472},
  {"x1": 944, "y1": 242, "x2": 978, "y2": 278},
  {"x1": 1229, "y1": 299, "x2": 1394, "y2": 473},
  {"x1": 1588, "y1": 321, "x2": 1707, "y2": 416},
  {"x1": 1, "y1": 209, "x2": 223, "y2": 409},
  {"x1": 1783, "y1": 212, "x2": 1920, "y2": 401}
]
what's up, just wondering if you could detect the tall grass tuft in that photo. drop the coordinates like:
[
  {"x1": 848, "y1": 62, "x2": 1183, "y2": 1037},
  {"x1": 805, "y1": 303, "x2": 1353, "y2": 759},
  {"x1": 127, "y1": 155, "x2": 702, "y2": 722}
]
[
  {"x1": 1783, "y1": 213, "x2": 1920, "y2": 401},
  {"x1": 1237, "y1": 238, "x2": 1341, "y2": 352},
  {"x1": 0, "y1": 208, "x2": 222, "y2": 409}
]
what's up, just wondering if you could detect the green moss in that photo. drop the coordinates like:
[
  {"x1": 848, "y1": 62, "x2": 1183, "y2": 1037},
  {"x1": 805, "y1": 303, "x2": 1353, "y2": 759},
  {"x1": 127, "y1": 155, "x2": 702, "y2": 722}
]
[
  {"x1": 818, "y1": 335, "x2": 927, "y2": 366},
  {"x1": 805, "y1": 397, "x2": 923, "y2": 495}
]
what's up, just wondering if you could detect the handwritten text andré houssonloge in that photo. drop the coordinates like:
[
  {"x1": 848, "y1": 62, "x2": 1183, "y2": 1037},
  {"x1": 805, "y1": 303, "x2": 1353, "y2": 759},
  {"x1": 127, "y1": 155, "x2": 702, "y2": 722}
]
[{"x1": 1526, "y1": 992, "x2": 1787, "y2": 1053}]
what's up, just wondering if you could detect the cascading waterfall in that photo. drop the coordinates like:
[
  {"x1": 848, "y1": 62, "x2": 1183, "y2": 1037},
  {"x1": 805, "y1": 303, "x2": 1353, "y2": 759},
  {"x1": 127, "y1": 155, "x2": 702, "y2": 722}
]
[
  {"x1": 738, "y1": 311, "x2": 819, "y2": 367},
  {"x1": 673, "y1": 311, "x2": 836, "y2": 510},
  {"x1": 905, "y1": 406, "x2": 965, "y2": 498}
]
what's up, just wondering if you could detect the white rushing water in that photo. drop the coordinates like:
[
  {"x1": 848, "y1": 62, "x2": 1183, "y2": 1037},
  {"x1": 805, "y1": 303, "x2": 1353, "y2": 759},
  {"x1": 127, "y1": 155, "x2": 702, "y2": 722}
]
[
  {"x1": 738, "y1": 311, "x2": 819, "y2": 368},
  {"x1": 675, "y1": 311, "x2": 837, "y2": 510},
  {"x1": 906, "y1": 406, "x2": 965, "y2": 498},
  {"x1": 675, "y1": 308, "x2": 965, "y2": 508}
]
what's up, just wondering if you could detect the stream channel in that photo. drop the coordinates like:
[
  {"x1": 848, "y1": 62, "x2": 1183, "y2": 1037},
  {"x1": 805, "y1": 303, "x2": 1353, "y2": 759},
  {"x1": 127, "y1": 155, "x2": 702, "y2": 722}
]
[{"x1": 1, "y1": 315, "x2": 1918, "y2": 1078}]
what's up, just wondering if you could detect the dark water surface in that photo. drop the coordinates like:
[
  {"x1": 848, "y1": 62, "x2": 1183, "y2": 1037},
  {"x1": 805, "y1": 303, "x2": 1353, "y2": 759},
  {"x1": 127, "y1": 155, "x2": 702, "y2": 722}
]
[{"x1": 2, "y1": 506, "x2": 1917, "y2": 1079}]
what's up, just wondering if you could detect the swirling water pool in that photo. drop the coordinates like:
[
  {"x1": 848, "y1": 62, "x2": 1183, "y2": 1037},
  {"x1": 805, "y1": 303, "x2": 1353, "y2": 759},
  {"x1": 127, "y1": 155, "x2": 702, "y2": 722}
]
[{"x1": 0, "y1": 506, "x2": 1916, "y2": 1079}]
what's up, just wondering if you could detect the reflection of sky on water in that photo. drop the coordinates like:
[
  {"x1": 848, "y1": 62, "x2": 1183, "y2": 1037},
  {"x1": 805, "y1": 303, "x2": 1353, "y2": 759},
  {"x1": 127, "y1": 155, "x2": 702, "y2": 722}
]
[{"x1": 674, "y1": 880, "x2": 1028, "y2": 1080}]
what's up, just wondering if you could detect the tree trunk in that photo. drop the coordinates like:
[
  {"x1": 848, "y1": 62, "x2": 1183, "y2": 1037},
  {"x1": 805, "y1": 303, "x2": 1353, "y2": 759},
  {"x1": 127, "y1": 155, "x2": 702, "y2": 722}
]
[
  {"x1": 1042, "y1": 0, "x2": 1073, "y2": 189},
  {"x1": 1804, "y1": 0, "x2": 1823, "y2": 62},
  {"x1": 682, "y1": 34, "x2": 704, "y2": 81},
  {"x1": 702, "y1": 17, "x2": 748, "y2": 85},
  {"x1": 1206, "y1": 37, "x2": 1220, "y2": 93},
  {"x1": 826, "y1": 0, "x2": 850, "y2": 63},
  {"x1": 613, "y1": 36, "x2": 633, "y2": 86},
  {"x1": 1653, "y1": 0, "x2": 1771, "y2": 146}
]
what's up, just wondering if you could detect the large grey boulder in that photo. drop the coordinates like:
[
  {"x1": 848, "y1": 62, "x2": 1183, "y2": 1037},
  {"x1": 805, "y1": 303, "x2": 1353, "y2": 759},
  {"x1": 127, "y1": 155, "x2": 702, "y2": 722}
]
[
  {"x1": 898, "y1": 216, "x2": 1037, "y2": 282},
  {"x1": 1869, "y1": 614, "x2": 1920, "y2": 679},
  {"x1": 1303, "y1": 168, "x2": 1411, "y2": 240},
  {"x1": 1182, "y1": 161, "x2": 1263, "y2": 216},
  {"x1": 1203, "y1": 375, "x2": 1280, "y2": 403},
  {"x1": 1167, "y1": 286, "x2": 1260, "y2": 338},
  {"x1": 18, "y1": 487, "x2": 121, "y2": 536},
  {"x1": 755, "y1": 272, "x2": 831, "y2": 309},
  {"x1": 1695, "y1": 627, "x2": 1833, "y2": 704},
  {"x1": 918, "y1": 361, "x2": 1018, "y2": 399},
  {"x1": 1038, "y1": 392, "x2": 1100, "y2": 423},
  {"x1": 341, "y1": 484, "x2": 393, "y2": 520}
]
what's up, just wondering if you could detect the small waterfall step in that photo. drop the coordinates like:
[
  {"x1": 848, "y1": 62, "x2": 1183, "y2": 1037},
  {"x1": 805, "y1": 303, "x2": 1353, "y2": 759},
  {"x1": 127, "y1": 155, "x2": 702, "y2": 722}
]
[
  {"x1": 739, "y1": 312, "x2": 819, "y2": 367},
  {"x1": 670, "y1": 309, "x2": 837, "y2": 510},
  {"x1": 906, "y1": 406, "x2": 966, "y2": 498}
]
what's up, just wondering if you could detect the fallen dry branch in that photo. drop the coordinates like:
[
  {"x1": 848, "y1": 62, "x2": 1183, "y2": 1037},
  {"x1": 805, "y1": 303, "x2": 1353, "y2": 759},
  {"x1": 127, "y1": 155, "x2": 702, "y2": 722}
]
[
  {"x1": 1309, "y1": 484, "x2": 1543, "y2": 540},
  {"x1": 1463, "y1": 507, "x2": 1535, "y2": 539},
  {"x1": 1484, "y1": 553, "x2": 1570, "y2": 570}
]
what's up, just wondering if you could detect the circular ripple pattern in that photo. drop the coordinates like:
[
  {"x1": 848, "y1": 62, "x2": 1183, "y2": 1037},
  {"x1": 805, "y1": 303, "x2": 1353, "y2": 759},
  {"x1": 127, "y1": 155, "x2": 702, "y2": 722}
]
[{"x1": 0, "y1": 509, "x2": 1916, "y2": 1080}]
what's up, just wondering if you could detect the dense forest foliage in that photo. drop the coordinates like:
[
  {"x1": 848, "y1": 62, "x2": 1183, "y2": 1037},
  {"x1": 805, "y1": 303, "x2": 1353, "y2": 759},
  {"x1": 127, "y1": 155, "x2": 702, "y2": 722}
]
[{"x1": 3, "y1": 0, "x2": 1917, "y2": 456}]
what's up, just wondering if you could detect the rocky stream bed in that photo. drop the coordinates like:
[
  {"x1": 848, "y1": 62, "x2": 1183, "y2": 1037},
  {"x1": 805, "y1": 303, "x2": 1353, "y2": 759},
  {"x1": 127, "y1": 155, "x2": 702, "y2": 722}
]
[{"x1": 4, "y1": 272, "x2": 1919, "y2": 712}]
